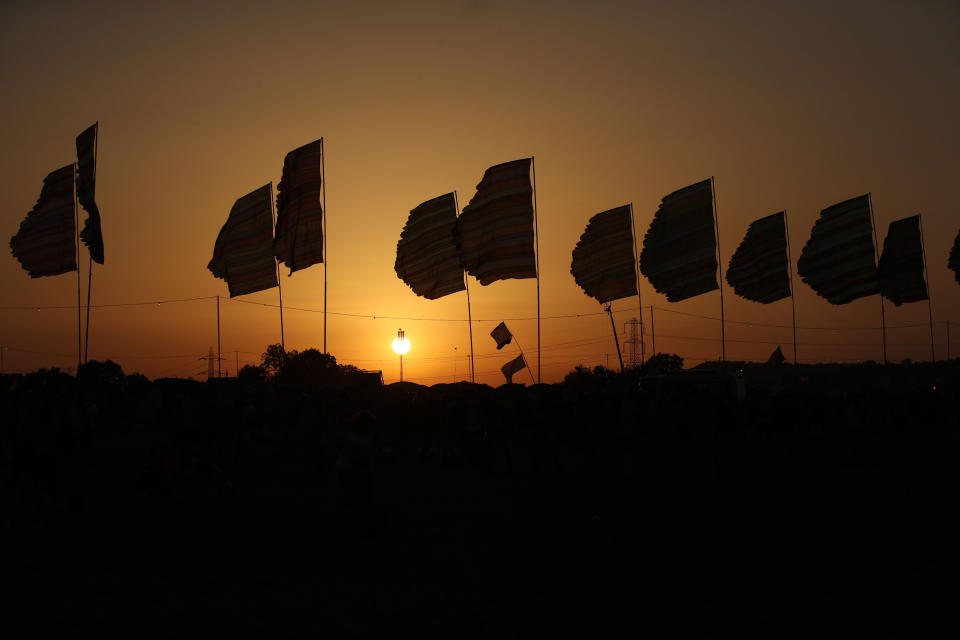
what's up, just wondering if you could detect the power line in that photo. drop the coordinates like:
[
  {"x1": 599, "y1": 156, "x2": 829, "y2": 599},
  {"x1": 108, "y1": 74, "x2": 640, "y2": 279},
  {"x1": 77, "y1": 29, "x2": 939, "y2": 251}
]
[
  {"x1": 651, "y1": 332, "x2": 933, "y2": 348},
  {"x1": 0, "y1": 328, "x2": 938, "y2": 368},
  {"x1": 651, "y1": 306, "x2": 933, "y2": 331},
  {"x1": 0, "y1": 294, "x2": 948, "y2": 332},
  {"x1": 226, "y1": 296, "x2": 618, "y2": 323},
  {"x1": 4, "y1": 346, "x2": 76, "y2": 358},
  {"x1": 0, "y1": 296, "x2": 216, "y2": 311}
]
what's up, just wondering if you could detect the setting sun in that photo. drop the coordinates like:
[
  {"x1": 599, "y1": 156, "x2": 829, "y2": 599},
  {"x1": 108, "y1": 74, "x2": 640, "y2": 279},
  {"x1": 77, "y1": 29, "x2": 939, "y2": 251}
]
[{"x1": 391, "y1": 330, "x2": 411, "y2": 356}]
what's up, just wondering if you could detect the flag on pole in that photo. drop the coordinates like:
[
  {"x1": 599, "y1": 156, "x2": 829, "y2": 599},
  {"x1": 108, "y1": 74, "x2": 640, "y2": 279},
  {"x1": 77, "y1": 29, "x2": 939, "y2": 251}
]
[
  {"x1": 274, "y1": 138, "x2": 323, "y2": 274},
  {"x1": 501, "y1": 353, "x2": 526, "y2": 383},
  {"x1": 639, "y1": 179, "x2": 718, "y2": 302},
  {"x1": 767, "y1": 346, "x2": 786, "y2": 364},
  {"x1": 208, "y1": 184, "x2": 278, "y2": 297},
  {"x1": 394, "y1": 192, "x2": 465, "y2": 299},
  {"x1": 571, "y1": 205, "x2": 638, "y2": 304},
  {"x1": 725, "y1": 212, "x2": 790, "y2": 303},
  {"x1": 10, "y1": 164, "x2": 77, "y2": 278},
  {"x1": 797, "y1": 195, "x2": 879, "y2": 305},
  {"x1": 948, "y1": 229, "x2": 960, "y2": 286},
  {"x1": 76, "y1": 122, "x2": 103, "y2": 264},
  {"x1": 490, "y1": 321, "x2": 512, "y2": 349},
  {"x1": 455, "y1": 158, "x2": 537, "y2": 285},
  {"x1": 877, "y1": 215, "x2": 928, "y2": 306}
]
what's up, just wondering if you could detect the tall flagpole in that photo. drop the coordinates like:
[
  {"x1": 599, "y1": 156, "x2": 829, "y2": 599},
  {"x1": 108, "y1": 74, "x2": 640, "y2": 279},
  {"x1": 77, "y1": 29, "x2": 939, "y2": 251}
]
[
  {"x1": 512, "y1": 334, "x2": 536, "y2": 384},
  {"x1": 650, "y1": 305, "x2": 656, "y2": 355},
  {"x1": 216, "y1": 295, "x2": 222, "y2": 378},
  {"x1": 455, "y1": 190, "x2": 475, "y2": 383},
  {"x1": 83, "y1": 124, "x2": 98, "y2": 365},
  {"x1": 711, "y1": 177, "x2": 726, "y2": 362},
  {"x1": 464, "y1": 271, "x2": 475, "y2": 384},
  {"x1": 918, "y1": 214, "x2": 935, "y2": 361},
  {"x1": 532, "y1": 156, "x2": 541, "y2": 384},
  {"x1": 321, "y1": 137, "x2": 327, "y2": 354},
  {"x1": 784, "y1": 210, "x2": 799, "y2": 364},
  {"x1": 868, "y1": 193, "x2": 887, "y2": 363},
  {"x1": 270, "y1": 181, "x2": 285, "y2": 350},
  {"x1": 74, "y1": 163, "x2": 81, "y2": 373},
  {"x1": 629, "y1": 203, "x2": 645, "y2": 366},
  {"x1": 605, "y1": 305, "x2": 624, "y2": 371},
  {"x1": 83, "y1": 245, "x2": 92, "y2": 363}
]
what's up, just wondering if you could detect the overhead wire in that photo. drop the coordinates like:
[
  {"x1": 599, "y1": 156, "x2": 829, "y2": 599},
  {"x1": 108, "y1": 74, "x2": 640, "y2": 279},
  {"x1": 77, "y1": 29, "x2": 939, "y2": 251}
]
[
  {"x1": 2, "y1": 294, "x2": 944, "y2": 332},
  {"x1": 1, "y1": 292, "x2": 949, "y2": 378},
  {"x1": 650, "y1": 305, "x2": 933, "y2": 331}
]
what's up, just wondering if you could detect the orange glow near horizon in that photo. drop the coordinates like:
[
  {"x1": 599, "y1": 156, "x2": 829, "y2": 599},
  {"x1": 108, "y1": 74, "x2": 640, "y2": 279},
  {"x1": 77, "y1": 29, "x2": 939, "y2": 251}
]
[{"x1": 1, "y1": 1, "x2": 958, "y2": 384}]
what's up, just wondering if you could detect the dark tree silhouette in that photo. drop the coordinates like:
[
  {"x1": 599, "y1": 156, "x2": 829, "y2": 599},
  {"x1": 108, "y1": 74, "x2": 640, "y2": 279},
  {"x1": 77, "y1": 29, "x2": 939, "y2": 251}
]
[
  {"x1": 277, "y1": 349, "x2": 359, "y2": 388},
  {"x1": 563, "y1": 364, "x2": 617, "y2": 386},
  {"x1": 77, "y1": 359, "x2": 125, "y2": 386},
  {"x1": 237, "y1": 364, "x2": 267, "y2": 384},
  {"x1": 640, "y1": 353, "x2": 684, "y2": 375},
  {"x1": 260, "y1": 343, "x2": 295, "y2": 380}
]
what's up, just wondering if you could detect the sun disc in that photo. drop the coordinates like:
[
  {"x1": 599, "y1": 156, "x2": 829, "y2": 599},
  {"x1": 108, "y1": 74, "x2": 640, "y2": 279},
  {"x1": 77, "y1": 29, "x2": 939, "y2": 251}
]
[{"x1": 391, "y1": 336, "x2": 411, "y2": 355}]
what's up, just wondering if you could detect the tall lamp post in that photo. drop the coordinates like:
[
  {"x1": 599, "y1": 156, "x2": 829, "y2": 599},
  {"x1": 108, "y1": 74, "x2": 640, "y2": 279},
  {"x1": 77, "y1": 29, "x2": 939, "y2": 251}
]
[{"x1": 392, "y1": 328, "x2": 411, "y2": 382}]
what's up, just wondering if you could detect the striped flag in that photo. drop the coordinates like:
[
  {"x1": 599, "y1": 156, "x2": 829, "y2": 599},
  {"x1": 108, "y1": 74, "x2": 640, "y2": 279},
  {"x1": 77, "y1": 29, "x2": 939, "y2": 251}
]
[
  {"x1": 571, "y1": 205, "x2": 638, "y2": 304},
  {"x1": 949, "y1": 229, "x2": 960, "y2": 286},
  {"x1": 490, "y1": 321, "x2": 512, "y2": 349},
  {"x1": 725, "y1": 212, "x2": 791, "y2": 304},
  {"x1": 877, "y1": 215, "x2": 928, "y2": 306},
  {"x1": 76, "y1": 122, "x2": 103, "y2": 264},
  {"x1": 394, "y1": 192, "x2": 465, "y2": 299},
  {"x1": 501, "y1": 353, "x2": 526, "y2": 384},
  {"x1": 639, "y1": 179, "x2": 718, "y2": 302},
  {"x1": 10, "y1": 164, "x2": 77, "y2": 278},
  {"x1": 208, "y1": 184, "x2": 278, "y2": 297},
  {"x1": 456, "y1": 158, "x2": 537, "y2": 285},
  {"x1": 274, "y1": 139, "x2": 323, "y2": 274},
  {"x1": 797, "y1": 195, "x2": 879, "y2": 305}
]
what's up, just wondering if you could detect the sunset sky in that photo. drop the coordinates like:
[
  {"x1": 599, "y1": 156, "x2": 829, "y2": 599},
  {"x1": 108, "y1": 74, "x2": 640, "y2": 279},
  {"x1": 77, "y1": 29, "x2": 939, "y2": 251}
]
[{"x1": 2, "y1": 0, "x2": 958, "y2": 384}]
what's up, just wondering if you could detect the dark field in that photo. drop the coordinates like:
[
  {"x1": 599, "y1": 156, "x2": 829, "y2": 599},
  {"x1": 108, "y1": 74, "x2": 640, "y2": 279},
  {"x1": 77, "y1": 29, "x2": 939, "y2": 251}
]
[{"x1": 2, "y1": 362, "x2": 958, "y2": 637}]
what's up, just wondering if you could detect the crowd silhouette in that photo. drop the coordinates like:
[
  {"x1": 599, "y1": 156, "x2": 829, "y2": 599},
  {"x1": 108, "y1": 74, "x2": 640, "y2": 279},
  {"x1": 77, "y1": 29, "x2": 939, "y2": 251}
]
[{"x1": 2, "y1": 354, "x2": 958, "y2": 635}]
